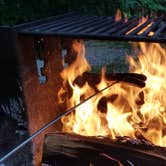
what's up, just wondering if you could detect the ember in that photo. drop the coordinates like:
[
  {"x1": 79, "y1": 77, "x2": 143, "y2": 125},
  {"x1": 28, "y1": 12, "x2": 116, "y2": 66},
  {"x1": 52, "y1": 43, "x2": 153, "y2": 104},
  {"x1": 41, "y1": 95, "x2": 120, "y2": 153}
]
[{"x1": 115, "y1": 9, "x2": 122, "y2": 22}]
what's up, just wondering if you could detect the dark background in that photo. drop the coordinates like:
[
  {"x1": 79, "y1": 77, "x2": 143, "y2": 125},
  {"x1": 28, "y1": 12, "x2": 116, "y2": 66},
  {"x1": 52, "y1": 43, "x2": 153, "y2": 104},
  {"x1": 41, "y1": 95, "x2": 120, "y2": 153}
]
[{"x1": 0, "y1": 0, "x2": 166, "y2": 25}]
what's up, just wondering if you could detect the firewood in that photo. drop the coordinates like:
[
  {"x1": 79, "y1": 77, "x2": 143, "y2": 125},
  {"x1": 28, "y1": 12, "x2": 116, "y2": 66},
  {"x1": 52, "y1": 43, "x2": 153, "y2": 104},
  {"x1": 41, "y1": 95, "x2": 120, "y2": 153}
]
[{"x1": 42, "y1": 132, "x2": 166, "y2": 166}]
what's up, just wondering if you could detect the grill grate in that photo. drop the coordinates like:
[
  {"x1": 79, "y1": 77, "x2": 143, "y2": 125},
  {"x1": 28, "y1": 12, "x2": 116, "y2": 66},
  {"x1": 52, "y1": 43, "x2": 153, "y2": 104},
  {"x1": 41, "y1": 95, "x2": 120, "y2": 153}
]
[{"x1": 14, "y1": 12, "x2": 166, "y2": 42}]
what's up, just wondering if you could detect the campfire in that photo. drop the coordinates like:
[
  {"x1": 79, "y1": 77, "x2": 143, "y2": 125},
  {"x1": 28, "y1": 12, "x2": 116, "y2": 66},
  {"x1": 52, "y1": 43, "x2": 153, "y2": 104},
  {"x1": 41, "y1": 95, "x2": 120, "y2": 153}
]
[
  {"x1": 38, "y1": 38, "x2": 166, "y2": 166},
  {"x1": 9, "y1": 10, "x2": 166, "y2": 166},
  {"x1": 41, "y1": 40, "x2": 166, "y2": 166},
  {"x1": 58, "y1": 40, "x2": 166, "y2": 147}
]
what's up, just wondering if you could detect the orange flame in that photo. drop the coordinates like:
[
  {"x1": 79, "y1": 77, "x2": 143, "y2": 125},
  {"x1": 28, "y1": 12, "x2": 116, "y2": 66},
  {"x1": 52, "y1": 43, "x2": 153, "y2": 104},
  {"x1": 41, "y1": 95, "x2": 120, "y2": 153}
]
[
  {"x1": 148, "y1": 31, "x2": 154, "y2": 36},
  {"x1": 115, "y1": 9, "x2": 122, "y2": 22},
  {"x1": 58, "y1": 40, "x2": 166, "y2": 147},
  {"x1": 128, "y1": 42, "x2": 166, "y2": 146}
]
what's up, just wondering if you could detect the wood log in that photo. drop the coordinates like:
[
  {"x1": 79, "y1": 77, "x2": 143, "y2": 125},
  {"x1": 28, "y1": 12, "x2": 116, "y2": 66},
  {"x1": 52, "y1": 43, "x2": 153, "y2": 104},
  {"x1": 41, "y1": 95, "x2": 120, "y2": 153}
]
[{"x1": 42, "y1": 132, "x2": 166, "y2": 166}]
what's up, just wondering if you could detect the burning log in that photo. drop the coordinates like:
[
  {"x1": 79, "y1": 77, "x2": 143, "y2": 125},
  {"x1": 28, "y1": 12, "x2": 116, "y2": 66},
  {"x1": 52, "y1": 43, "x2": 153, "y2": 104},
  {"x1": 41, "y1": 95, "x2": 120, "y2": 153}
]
[{"x1": 42, "y1": 132, "x2": 166, "y2": 166}]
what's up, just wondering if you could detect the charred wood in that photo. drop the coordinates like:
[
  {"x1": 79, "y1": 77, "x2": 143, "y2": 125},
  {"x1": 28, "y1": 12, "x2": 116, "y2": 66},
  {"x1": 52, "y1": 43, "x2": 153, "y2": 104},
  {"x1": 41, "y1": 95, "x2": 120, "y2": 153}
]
[{"x1": 42, "y1": 132, "x2": 166, "y2": 166}]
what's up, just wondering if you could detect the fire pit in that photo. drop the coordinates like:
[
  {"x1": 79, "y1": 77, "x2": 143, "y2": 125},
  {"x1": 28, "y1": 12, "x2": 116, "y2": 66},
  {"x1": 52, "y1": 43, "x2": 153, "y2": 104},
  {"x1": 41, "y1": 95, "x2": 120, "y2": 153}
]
[{"x1": 1, "y1": 11, "x2": 166, "y2": 166}]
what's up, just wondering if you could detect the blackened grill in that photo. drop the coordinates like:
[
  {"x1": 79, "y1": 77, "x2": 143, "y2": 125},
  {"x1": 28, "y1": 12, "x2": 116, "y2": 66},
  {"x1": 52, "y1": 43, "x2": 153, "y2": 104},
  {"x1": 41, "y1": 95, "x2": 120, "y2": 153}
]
[{"x1": 14, "y1": 12, "x2": 166, "y2": 42}]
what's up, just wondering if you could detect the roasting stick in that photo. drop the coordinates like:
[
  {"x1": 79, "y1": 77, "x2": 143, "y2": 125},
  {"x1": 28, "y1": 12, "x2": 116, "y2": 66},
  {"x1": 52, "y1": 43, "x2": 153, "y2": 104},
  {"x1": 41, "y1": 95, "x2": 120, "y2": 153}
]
[{"x1": 0, "y1": 80, "x2": 119, "y2": 163}]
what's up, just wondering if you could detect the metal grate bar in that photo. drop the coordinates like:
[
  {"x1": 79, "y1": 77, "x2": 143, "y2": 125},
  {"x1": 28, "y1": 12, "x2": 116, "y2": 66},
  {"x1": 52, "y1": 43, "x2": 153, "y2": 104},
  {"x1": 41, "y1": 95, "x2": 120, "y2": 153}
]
[
  {"x1": 49, "y1": 16, "x2": 114, "y2": 33},
  {"x1": 43, "y1": 16, "x2": 102, "y2": 32},
  {"x1": 126, "y1": 18, "x2": 153, "y2": 36},
  {"x1": 22, "y1": 15, "x2": 83, "y2": 32},
  {"x1": 14, "y1": 13, "x2": 166, "y2": 43},
  {"x1": 47, "y1": 16, "x2": 106, "y2": 33},
  {"x1": 106, "y1": 17, "x2": 138, "y2": 34},
  {"x1": 154, "y1": 24, "x2": 166, "y2": 36},
  {"x1": 77, "y1": 17, "x2": 115, "y2": 33},
  {"x1": 94, "y1": 21, "x2": 125, "y2": 34},
  {"x1": 14, "y1": 12, "x2": 77, "y2": 30},
  {"x1": 116, "y1": 20, "x2": 139, "y2": 35},
  {"x1": 141, "y1": 17, "x2": 163, "y2": 36},
  {"x1": 24, "y1": 15, "x2": 98, "y2": 32}
]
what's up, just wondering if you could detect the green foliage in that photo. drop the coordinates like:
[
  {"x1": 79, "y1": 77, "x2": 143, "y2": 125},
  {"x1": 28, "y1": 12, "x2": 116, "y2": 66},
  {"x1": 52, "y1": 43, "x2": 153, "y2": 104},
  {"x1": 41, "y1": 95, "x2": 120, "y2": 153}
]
[
  {"x1": 0, "y1": 0, "x2": 73, "y2": 25},
  {"x1": 0, "y1": 0, "x2": 166, "y2": 25},
  {"x1": 119, "y1": 0, "x2": 166, "y2": 16}
]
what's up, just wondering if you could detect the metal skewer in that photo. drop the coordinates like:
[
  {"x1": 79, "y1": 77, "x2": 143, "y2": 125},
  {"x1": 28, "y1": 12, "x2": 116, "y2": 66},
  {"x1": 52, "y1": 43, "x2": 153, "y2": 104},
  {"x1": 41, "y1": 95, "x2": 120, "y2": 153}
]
[{"x1": 0, "y1": 80, "x2": 119, "y2": 163}]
